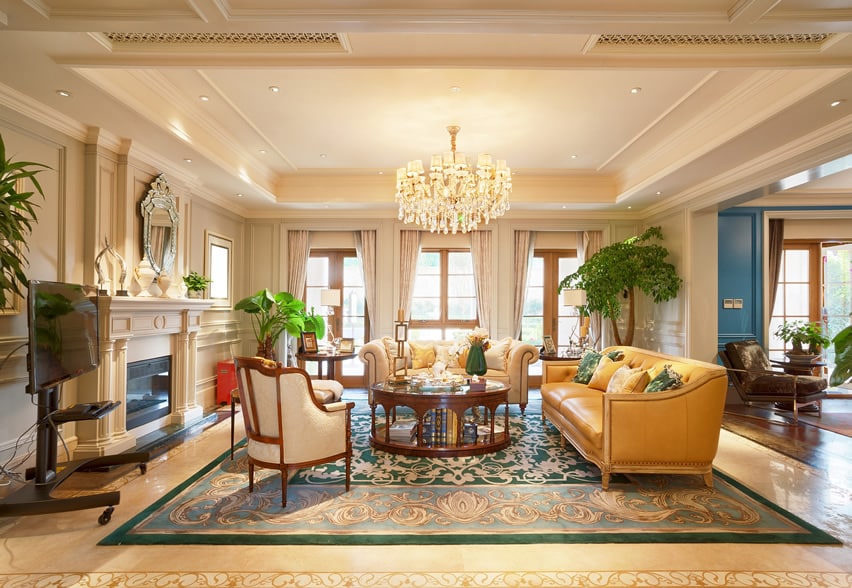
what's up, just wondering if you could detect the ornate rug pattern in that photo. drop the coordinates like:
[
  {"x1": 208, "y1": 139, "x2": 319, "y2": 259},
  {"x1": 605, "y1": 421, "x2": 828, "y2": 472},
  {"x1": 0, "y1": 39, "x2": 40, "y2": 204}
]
[{"x1": 101, "y1": 403, "x2": 839, "y2": 546}]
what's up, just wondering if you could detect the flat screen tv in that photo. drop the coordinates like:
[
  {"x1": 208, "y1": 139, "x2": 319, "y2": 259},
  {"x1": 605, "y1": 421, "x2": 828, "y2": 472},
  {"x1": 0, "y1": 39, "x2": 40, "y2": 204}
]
[{"x1": 27, "y1": 280, "x2": 99, "y2": 393}]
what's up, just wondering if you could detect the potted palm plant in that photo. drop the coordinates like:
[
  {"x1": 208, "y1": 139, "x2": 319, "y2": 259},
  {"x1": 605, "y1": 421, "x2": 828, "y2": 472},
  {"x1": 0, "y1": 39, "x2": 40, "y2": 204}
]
[
  {"x1": 0, "y1": 133, "x2": 49, "y2": 309},
  {"x1": 234, "y1": 289, "x2": 325, "y2": 361}
]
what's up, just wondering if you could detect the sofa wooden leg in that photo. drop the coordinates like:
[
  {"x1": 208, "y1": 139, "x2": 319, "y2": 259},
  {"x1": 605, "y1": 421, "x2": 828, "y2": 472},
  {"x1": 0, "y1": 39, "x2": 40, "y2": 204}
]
[
  {"x1": 703, "y1": 472, "x2": 714, "y2": 488},
  {"x1": 601, "y1": 473, "x2": 610, "y2": 490},
  {"x1": 560, "y1": 435, "x2": 566, "y2": 449},
  {"x1": 519, "y1": 402, "x2": 527, "y2": 415}
]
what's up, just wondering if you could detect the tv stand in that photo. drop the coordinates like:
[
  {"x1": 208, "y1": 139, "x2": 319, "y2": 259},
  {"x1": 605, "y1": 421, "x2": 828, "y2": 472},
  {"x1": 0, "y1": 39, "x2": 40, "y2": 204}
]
[{"x1": 0, "y1": 385, "x2": 149, "y2": 525}]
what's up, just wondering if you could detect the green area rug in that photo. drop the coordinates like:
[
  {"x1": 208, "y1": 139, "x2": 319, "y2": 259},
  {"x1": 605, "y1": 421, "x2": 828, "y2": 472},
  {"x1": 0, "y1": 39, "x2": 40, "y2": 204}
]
[{"x1": 101, "y1": 402, "x2": 839, "y2": 546}]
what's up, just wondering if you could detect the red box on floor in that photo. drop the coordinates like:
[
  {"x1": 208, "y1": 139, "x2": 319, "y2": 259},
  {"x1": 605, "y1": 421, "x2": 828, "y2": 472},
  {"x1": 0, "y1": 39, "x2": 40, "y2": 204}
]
[{"x1": 216, "y1": 360, "x2": 237, "y2": 405}]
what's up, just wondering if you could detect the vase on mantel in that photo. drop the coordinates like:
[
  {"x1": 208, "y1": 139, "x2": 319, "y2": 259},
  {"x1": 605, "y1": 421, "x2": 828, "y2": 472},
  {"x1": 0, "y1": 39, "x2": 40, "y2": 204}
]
[
  {"x1": 465, "y1": 344, "x2": 487, "y2": 377},
  {"x1": 134, "y1": 259, "x2": 156, "y2": 296},
  {"x1": 157, "y1": 272, "x2": 171, "y2": 298}
]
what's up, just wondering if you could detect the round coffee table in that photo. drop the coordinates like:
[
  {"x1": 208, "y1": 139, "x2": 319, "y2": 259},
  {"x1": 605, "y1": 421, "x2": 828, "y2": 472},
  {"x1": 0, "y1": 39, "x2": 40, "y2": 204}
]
[{"x1": 369, "y1": 379, "x2": 510, "y2": 457}]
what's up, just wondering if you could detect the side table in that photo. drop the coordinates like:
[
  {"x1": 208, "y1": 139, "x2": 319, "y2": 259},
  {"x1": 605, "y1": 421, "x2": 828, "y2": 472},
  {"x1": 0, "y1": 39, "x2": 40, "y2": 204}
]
[{"x1": 296, "y1": 351, "x2": 356, "y2": 380}]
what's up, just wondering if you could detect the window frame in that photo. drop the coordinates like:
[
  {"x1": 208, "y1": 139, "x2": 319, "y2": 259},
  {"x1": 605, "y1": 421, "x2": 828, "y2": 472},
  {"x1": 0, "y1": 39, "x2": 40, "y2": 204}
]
[{"x1": 410, "y1": 248, "x2": 478, "y2": 338}]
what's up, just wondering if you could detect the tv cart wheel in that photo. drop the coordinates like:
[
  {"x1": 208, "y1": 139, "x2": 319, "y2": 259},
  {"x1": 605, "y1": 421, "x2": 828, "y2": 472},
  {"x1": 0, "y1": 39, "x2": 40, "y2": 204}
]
[{"x1": 98, "y1": 506, "x2": 115, "y2": 525}]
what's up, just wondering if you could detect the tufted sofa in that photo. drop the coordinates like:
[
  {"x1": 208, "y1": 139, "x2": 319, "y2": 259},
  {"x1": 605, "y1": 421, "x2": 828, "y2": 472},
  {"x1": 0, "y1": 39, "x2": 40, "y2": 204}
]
[
  {"x1": 541, "y1": 346, "x2": 728, "y2": 489},
  {"x1": 358, "y1": 337, "x2": 539, "y2": 413}
]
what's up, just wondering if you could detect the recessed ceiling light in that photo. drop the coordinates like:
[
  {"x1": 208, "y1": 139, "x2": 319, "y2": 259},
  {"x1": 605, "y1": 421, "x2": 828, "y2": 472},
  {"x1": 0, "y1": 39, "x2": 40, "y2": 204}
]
[
  {"x1": 320, "y1": 153, "x2": 327, "y2": 158},
  {"x1": 656, "y1": 191, "x2": 662, "y2": 195},
  {"x1": 630, "y1": 87, "x2": 642, "y2": 94},
  {"x1": 450, "y1": 86, "x2": 461, "y2": 93},
  {"x1": 199, "y1": 95, "x2": 209, "y2": 102},
  {"x1": 56, "y1": 90, "x2": 71, "y2": 98},
  {"x1": 830, "y1": 99, "x2": 845, "y2": 107},
  {"x1": 570, "y1": 154, "x2": 578, "y2": 159},
  {"x1": 236, "y1": 193, "x2": 243, "y2": 198},
  {"x1": 378, "y1": 171, "x2": 384, "y2": 175},
  {"x1": 258, "y1": 149, "x2": 267, "y2": 155},
  {"x1": 627, "y1": 206, "x2": 632, "y2": 209},
  {"x1": 184, "y1": 158, "x2": 192, "y2": 163},
  {"x1": 268, "y1": 85, "x2": 280, "y2": 93}
]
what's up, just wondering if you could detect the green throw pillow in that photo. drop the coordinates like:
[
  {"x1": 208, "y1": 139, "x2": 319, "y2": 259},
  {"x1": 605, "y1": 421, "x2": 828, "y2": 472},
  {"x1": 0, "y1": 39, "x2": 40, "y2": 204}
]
[
  {"x1": 644, "y1": 364, "x2": 684, "y2": 393},
  {"x1": 573, "y1": 350, "x2": 603, "y2": 384},
  {"x1": 606, "y1": 350, "x2": 625, "y2": 362}
]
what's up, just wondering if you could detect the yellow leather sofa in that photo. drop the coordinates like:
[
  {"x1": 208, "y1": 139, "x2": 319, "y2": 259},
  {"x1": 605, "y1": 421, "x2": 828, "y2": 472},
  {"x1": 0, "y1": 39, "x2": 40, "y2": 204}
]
[{"x1": 541, "y1": 346, "x2": 728, "y2": 489}]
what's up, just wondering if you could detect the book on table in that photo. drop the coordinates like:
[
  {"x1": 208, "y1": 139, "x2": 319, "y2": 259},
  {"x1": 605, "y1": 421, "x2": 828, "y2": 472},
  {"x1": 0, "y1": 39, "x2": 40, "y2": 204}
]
[{"x1": 388, "y1": 419, "x2": 417, "y2": 442}]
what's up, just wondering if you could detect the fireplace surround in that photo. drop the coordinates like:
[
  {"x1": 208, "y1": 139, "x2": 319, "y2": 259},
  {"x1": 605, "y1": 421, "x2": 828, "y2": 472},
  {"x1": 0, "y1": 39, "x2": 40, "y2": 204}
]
[{"x1": 74, "y1": 296, "x2": 213, "y2": 459}]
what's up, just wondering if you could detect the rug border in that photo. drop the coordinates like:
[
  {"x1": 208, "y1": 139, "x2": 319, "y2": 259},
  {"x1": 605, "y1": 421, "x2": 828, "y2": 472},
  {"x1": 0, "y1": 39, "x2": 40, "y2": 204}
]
[{"x1": 99, "y1": 443, "x2": 841, "y2": 547}]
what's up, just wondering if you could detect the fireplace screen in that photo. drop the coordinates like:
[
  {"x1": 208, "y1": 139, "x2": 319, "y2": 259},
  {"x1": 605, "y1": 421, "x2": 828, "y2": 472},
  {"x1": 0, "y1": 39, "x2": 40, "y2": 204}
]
[{"x1": 126, "y1": 356, "x2": 171, "y2": 430}]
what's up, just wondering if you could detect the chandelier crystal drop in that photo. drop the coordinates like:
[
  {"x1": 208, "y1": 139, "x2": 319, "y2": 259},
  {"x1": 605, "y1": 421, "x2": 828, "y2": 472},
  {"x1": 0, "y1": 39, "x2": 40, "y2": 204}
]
[{"x1": 395, "y1": 125, "x2": 511, "y2": 234}]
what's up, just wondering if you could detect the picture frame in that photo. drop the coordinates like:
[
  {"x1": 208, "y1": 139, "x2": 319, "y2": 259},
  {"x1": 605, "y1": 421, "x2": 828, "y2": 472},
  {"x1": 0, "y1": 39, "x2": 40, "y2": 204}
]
[
  {"x1": 301, "y1": 332, "x2": 318, "y2": 354},
  {"x1": 338, "y1": 338, "x2": 354, "y2": 353},
  {"x1": 204, "y1": 231, "x2": 233, "y2": 308},
  {"x1": 542, "y1": 335, "x2": 557, "y2": 356}
]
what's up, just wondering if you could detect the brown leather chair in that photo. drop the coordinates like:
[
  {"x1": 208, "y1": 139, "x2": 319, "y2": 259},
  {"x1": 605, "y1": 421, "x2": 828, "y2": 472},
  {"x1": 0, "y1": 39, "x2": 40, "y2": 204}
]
[
  {"x1": 718, "y1": 340, "x2": 827, "y2": 422},
  {"x1": 233, "y1": 357, "x2": 354, "y2": 507}
]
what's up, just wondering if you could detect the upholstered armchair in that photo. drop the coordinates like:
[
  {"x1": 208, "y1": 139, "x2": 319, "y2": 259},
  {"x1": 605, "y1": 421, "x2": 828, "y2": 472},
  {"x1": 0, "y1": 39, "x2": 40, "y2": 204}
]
[
  {"x1": 233, "y1": 357, "x2": 354, "y2": 507},
  {"x1": 718, "y1": 340, "x2": 827, "y2": 422}
]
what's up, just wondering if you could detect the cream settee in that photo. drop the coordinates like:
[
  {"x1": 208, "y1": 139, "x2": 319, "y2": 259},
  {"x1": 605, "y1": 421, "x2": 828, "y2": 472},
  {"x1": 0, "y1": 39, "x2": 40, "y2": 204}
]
[
  {"x1": 541, "y1": 346, "x2": 728, "y2": 489},
  {"x1": 358, "y1": 337, "x2": 540, "y2": 413}
]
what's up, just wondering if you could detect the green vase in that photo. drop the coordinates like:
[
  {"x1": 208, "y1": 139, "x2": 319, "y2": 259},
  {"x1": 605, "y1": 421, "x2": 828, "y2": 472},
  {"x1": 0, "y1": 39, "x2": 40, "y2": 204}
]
[{"x1": 465, "y1": 344, "x2": 487, "y2": 377}]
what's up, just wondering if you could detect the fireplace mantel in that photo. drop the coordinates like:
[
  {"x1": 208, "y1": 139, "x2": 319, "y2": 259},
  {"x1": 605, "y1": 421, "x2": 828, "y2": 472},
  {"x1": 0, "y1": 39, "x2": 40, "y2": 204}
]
[{"x1": 74, "y1": 296, "x2": 214, "y2": 459}]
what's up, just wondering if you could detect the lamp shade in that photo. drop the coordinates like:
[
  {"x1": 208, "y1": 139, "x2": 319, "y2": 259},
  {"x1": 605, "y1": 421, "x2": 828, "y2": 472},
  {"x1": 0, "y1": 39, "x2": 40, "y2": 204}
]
[
  {"x1": 320, "y1": 288, "x2": 341, "y2": 307},
  {"x1": 562, "y1": 289, "x2": 587, "y2": 307}
]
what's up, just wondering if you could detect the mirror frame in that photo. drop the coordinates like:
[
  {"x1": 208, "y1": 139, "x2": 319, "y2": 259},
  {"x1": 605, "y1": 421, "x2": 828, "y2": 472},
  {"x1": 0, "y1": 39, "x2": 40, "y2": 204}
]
[{"x1": 140, "y1": 173, "x2": 179, "y2": 276}]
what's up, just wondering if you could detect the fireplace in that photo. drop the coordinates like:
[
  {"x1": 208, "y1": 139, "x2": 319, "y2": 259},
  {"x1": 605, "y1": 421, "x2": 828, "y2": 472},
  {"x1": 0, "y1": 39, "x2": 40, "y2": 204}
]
[
  {"x1": 73, "y1": 296, "x2": 213, "y2": 460},
  {"x1": 126, "y1": 356, "x2": 171, "y2": 430}
]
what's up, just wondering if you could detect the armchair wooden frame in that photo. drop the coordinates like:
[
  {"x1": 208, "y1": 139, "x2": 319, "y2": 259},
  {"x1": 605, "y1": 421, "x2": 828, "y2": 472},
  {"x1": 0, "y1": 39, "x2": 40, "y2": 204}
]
[{"x1": 233, "y1": 357, "x2": 355, "y2": 507}]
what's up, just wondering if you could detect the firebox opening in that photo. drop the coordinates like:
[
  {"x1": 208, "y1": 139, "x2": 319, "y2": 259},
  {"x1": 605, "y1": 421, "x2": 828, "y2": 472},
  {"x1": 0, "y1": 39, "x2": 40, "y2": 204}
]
[{"x1": 126, "y1": 356, "x2": 171, "y2": 430}]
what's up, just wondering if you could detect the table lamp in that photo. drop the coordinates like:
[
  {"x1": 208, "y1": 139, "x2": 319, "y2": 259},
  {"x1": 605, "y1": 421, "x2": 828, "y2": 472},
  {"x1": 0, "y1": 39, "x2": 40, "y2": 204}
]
[
  {"x1": 562, "y1": 289, "x2": 589, "y2": 350},
  {"x1": 320, "y1": 288, "x2": 341, "y2": 347}
]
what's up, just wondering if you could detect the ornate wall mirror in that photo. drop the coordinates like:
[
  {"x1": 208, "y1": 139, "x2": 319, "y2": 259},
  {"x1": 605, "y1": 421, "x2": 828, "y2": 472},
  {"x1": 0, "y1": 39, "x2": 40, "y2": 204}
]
[{"x1": 140, "y1": 173, "x2": 179, "y2": 276}]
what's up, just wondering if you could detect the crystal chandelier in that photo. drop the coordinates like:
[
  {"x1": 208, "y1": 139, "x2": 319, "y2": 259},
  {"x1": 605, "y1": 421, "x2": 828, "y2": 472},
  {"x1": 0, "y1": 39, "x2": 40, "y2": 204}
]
[{"x1": 395, "y1": 125, "x2": 512, "y2": 234}]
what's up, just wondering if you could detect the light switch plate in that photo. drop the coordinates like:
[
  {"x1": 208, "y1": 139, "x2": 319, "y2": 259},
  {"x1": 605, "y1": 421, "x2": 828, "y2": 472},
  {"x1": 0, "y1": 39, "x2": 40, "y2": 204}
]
[
  {"x1": 733, "y1": 299, "x2": 743, "y2": 309},
  {"x1": 723, "y1": 298, "x2": 734, "y2": 309}
]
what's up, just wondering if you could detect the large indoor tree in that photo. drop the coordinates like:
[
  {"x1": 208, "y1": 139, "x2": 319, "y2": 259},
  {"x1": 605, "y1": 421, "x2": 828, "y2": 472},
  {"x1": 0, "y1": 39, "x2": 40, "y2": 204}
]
[{"x1": 558, "y1": 226, "x2": 682, "y2": 346}]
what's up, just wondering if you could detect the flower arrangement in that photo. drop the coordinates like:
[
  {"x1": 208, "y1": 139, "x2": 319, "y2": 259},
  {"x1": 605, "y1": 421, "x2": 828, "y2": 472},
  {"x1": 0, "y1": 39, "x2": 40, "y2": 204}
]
[{"x1": 465, "y1": 327, "x2": 491, "y2": 350}]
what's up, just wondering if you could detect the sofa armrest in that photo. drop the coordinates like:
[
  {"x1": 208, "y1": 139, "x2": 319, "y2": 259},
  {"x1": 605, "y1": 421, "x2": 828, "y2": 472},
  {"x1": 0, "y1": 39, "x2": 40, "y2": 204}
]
[
  {"x1": 358, "y1": 340, "x2": 390, "y2": 386},
  {"x1": 603, "y1": 372, "x2": 728, "y2": 464},
  {"x1": 506, "y1": 341, "x2": 539, "y2": 406}
]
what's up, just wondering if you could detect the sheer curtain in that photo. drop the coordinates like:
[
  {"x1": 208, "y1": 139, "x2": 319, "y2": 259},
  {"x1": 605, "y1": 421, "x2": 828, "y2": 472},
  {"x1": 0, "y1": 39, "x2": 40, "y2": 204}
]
[
  {"x1": 398, "y1": 230, "x2": 421, "y2": 320},
  {"x1": 582, "y1": 230, "x2": 603, "y2": 349},
  {"x1": 470, "y1": 230, "x2": 493, "y2": 334},
  {"x1": 287, "y1": 230, "x2": 311, "y2": 299},
  {"x1": 355, "y1": 230, "x2": 377, "y2": 338},
  {"x1": 767, "y1": 219, "x2": 784, "y2": 328},
  {"x1": 512, "y1": 231, "x2": 536, "y2": 339}
]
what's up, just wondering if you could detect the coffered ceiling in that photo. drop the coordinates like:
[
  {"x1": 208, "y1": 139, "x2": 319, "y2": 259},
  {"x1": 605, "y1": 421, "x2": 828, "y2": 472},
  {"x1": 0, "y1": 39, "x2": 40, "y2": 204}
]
[{"x1": 0, "y1": 1, "x2": 850, "y2": 217}]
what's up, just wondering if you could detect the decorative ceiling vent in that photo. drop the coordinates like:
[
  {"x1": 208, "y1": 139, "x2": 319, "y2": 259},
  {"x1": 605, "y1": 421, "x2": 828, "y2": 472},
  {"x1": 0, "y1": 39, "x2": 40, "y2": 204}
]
[
  {"x1": 597, "y1": 34, "x2": 832, "y2": 47},
  {"x1": 104, "y1": 32, "x2": 343, "y2": 47}
]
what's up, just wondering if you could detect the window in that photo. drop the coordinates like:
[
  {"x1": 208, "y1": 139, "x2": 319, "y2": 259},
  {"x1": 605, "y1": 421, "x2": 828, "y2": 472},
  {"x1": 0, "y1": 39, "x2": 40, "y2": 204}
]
[
  {"x1": 522, "y1": 251, "x2": 580, "y2": 356},
  {"x1": 410, "y1": 249, "x2": 476, "y2": 340},
  {"x1": 768, "y1": 242, "x2": 821, "y2": 361},
  {"x1": 306, "y1": 250, "x2": 366, "y2": 385}
]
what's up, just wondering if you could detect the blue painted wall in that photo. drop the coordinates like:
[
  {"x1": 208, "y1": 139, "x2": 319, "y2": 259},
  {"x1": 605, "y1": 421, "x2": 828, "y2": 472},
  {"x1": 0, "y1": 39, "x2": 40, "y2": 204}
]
[{"x1": 718, "y1": 209, "x2": 763, "y2": 348}]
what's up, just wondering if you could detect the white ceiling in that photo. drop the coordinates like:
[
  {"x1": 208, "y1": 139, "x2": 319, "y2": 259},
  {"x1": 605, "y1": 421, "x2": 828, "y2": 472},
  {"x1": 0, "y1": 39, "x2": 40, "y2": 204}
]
[{"x1": 0, "y1": 1, "x2": 851, "y2": 216}]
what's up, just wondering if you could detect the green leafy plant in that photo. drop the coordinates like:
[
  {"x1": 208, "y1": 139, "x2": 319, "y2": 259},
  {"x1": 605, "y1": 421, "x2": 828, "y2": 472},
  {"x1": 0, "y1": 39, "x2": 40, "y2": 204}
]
[
  {"x1": 234, "y1": 289, "x2": 325, "y2": 360},
  {"x1": 557, "y1": 226, "x2": 682, "y2": 346},
  {"x1": 0, "y1": 133, "x2": 50, "y2": 308},
  {"x1": 183, "y1": 271, "x2": 212, "y2": 292},
  {"x1": 829, "y1": 324, "x2": 852, "y2": 386},
  {"x1": 773, "y1": 320, "x2": 830, "y2": 355}
]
